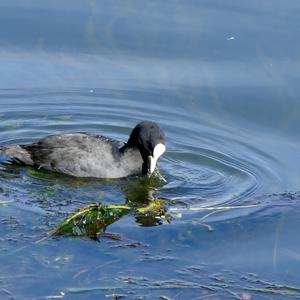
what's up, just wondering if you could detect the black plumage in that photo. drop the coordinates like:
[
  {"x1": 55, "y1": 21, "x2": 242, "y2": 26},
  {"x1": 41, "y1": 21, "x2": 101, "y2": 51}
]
[{"x1": 0, "y1": 121, "x2": 166, "y2": 179}]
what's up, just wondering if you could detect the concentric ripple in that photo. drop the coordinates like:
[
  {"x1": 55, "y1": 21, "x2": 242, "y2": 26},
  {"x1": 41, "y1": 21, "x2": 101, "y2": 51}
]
[{"x1": 0, "y1": 88, "x2": 288, "y2": 221}]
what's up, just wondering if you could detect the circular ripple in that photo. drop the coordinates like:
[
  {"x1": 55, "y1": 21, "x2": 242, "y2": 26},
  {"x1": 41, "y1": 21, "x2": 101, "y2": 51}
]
[
  {"x1": 0, "y1": 88, "x2": 286, "y2": 219},
  {"x1": 161, "y1": 150, "x2": 259, "y2": 208}
]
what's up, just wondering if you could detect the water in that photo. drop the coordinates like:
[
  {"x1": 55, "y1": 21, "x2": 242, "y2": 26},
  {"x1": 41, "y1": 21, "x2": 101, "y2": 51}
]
[{"x1": 1, "y1": 1, "x2": 300, "y2": 299}]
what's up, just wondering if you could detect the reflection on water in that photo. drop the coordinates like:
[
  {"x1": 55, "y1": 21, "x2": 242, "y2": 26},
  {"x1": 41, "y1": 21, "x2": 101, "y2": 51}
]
[{"x1": 1, "y1": 0, "x2": 300, "y2": 299}]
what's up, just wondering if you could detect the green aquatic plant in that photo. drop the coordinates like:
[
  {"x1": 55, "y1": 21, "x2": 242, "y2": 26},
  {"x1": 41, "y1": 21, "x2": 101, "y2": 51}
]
[
  {"x1": 50, "y1": 203, "x2": 131, "y2": 238},
  {"x1": 51, "y1": 199, "x2": 171, "y2": 239},
  {"x1": 135, "y1": 199, "x2": 172, "y2": 226}
]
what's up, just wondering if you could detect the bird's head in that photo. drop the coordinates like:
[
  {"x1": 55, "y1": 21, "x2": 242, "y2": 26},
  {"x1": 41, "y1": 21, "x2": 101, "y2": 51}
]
[{"x1": 126, "y1": 121, "x2": 166, "y2": 175}]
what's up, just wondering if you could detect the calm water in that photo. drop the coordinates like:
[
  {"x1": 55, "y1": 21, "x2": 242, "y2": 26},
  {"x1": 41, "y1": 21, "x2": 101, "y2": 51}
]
[{"x1": 1, "y1": 1, "x2": 300, "y2": 299}]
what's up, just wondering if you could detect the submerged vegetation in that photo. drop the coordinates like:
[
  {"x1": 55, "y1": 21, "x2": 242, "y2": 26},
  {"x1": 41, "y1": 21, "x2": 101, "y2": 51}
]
[
  {"x1": 50, "y1": 203, "x2": 131, "y2": 238},
  {"x1": 51, "y1": 199, "x2": 171, "y2": 239}
]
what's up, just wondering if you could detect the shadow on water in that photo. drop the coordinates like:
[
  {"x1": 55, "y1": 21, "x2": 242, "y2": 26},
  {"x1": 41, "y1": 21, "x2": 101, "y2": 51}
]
[{"x1": 0, "y1": 159, "x2": 171, "y2": 227}]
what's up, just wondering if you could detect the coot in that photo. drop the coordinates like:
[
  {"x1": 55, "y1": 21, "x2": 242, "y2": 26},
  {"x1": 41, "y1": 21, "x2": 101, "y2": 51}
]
[{"x1": 0, "y1": 121, "x2": 166, "y2": 178}]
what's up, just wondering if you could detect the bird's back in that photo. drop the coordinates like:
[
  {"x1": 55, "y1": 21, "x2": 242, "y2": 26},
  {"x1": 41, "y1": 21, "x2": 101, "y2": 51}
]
[{"x1": 1, "y1": 133, "x2": 142, "y2": 178}]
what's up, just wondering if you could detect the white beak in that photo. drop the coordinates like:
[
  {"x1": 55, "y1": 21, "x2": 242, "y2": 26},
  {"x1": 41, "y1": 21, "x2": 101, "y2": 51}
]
[{"x1": 147, "y1": 143, "x2": 166, "y2": 174}]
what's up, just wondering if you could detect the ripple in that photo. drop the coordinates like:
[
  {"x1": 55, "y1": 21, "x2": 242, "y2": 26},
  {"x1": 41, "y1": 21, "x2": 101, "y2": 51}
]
[
  {"x1": 162, "y1": 149, "x2": 259, "y2": 209},
  {"x1": 0, "y1": 87, "x2": 290, "y2": 221}
]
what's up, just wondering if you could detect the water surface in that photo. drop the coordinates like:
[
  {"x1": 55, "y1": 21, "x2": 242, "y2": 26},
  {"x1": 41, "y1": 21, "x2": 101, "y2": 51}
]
[{"x1": 1, "y1": 1, "x2": 300, "y2": 299}]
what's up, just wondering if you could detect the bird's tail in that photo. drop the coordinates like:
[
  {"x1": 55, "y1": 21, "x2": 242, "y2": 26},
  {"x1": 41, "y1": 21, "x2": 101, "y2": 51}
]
[{"x1": 0, "y1": 145, "x2": 34, "y2": 165}]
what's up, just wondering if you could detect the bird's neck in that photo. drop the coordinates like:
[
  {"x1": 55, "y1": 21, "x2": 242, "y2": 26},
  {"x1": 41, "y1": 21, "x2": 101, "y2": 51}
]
[{"x1": 119, "y1": 142, "x2": 138, "y2": 154}]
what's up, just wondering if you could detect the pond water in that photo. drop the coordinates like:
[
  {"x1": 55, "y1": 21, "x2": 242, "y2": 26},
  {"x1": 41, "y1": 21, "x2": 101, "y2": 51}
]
[{"x1": 1, "y1": 1, "x2": 300, "y2": 299}]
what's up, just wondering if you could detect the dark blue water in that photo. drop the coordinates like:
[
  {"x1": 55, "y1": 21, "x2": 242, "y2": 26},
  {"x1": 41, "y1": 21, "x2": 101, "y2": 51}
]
[{"x1": 1, "y1": 1, "x2": 300, "y2": 299}]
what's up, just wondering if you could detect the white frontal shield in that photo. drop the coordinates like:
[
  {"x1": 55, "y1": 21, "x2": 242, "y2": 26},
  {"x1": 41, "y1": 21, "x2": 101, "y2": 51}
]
[{"x1": 148, "y1": 143, "x2": 166, "y2": 174}]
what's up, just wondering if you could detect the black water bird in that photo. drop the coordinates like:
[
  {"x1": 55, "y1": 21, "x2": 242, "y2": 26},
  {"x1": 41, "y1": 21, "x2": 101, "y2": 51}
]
[{"x1": 0, "y1": 121, "x2": 166, "y2": 179}]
